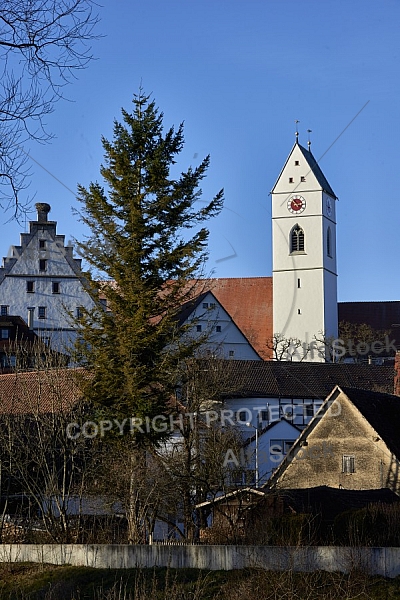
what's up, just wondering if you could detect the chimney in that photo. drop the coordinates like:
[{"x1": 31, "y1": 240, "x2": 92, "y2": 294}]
[
  {"x1": 36, "y1": 203, "x2": 51, "y2": 222},
  {"x1": 395, "y1": 351, "x2": 400, "y2": 396}
]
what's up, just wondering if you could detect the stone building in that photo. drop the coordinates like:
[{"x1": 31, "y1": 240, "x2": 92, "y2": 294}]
[{"x1": 267, "y1": 386, "x2": 400, "y2": 493}]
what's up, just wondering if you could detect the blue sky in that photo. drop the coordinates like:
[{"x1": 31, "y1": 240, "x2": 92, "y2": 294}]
[{"x1": 2, "y1": 0, "x2": 400, "y2": 302}]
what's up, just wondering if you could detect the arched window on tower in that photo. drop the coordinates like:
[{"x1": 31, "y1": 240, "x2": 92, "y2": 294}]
[
  {"x1": 327, "y1": 226, "x2": 332, "y2": 257},
  {"x1": 290, "y1": 225, "x2": 305, "y2": 253}
]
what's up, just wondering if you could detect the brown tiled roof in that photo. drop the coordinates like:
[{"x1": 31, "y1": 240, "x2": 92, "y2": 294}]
[
  {"x1": 216, "y1": 360, "x2": 394, "y2": 400},
  {"x1": 200, "y1": 277, "x2": 273, "y2": 359},
  {"x1": 342, "y1": 387, "x2": 400, "y2": 459},
  {"x1": 338, "y1": 301, "x2": 400, "y2": 350},
  {"x1": 0, "y1": 368, "x2": 82, "y2": 414}
]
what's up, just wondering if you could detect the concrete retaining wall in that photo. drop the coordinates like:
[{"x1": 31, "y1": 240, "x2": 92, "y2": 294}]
[{"x1": 0, "y1": 545, "x2": 399, "y2": 577}]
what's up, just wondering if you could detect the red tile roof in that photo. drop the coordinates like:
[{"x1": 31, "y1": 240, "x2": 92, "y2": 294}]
[
  {"x1": 201, "y1": 277, "x2": 273, "y2": 359},
  {"x1": 0, "y1": 368, "x2": 82, "y2": 414}
]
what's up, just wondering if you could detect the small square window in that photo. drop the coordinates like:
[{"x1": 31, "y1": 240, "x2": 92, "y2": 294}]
[
  {"x1": 261, "y1": 410, "x2": 268, "y2": 421},
  {"x1": 236, "y1": 411, "x2": 247, "y2": 423},
  {"x1": 216, "y1": 325, "x2": 221, "y2": 333},
  {"x1": 229, "y1": 350, "x2": 235, "y2": 357},
  {"x1": 0, "y1": 306, "x2": 8, "y2": 316},
  {"x1": 196, "y1": 324, "x2": 202, "y2": 332},
  {"x1": 1, "y1": 329, "x2": 9, "y2": 339},
  {"x1": 301, "y1": 176, "x2": 306, "y2": 182},
  {"x1": 52, "y1": 282, "x2": 60, "y2": 294},
  {"x1": 305, "y1": 404, "x2": 314, "y2": 417},
  {"x1": 39, "y1": 239, "x2": 46, "y2": 249},
  {"x1": 210, "y1": 303, "x2": 216, "y2": 309},
  {"x1": 289, "y1": 177, "x2": 294, "y2": 183},
  {"x1": 38, "y1": 306, "x2": 46, "y2": 319},
  {"x1": 202, "y1": 303, "x2": 208, "y2": 309},
  {"x1": 39, "y1": 259, "x2": 47, "y2": 272},
  {"x1": 26, "y1": 281, "x2": 35, "y2": 293},
  {"x1": 295, "y1": 160, "x2": 300, "y2": 166}
]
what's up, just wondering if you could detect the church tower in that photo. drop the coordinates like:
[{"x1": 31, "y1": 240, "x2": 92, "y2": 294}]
[{"x1": 271, "y1": 135, "x2": 338, "y2": 361}]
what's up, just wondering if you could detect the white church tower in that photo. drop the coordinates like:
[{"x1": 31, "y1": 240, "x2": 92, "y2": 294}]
[{"x1": 271, "y1": 134, "x2": 338, "y2": 362}]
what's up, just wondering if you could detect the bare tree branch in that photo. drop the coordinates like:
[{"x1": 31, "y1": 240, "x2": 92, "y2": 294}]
[{"x1": 0, "y1": 0, "x2": 100, "y2": 217}]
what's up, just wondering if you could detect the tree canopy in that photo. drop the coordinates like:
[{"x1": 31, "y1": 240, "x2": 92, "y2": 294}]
[{"x1": 75, "y1": 90, "x2": 224, "y2": 445}]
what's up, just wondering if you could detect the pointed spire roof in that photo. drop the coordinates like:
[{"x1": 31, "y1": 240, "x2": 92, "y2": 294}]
[{"x1": 271, "y1": 141, "x2": 337, "y2": 199}]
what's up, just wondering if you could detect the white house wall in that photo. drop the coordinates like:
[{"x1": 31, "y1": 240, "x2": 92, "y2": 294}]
[
  {"x1": 184, "y1": 291, "x2": 261, "y2": 360},
  {"x1": 0, "y1": 205, "x2": 96, "y2": 351},
  {"x1": 245, "y1": 419, "x2": 302, "y2": 485}
]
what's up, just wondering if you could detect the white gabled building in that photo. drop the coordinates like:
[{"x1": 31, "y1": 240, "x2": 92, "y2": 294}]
[
  {"x1": 179, "y1": 291, "x2": 262, "y2": 360},
  {"x1": 0, "y1": 203, "x2": 95, "y2": 351}
]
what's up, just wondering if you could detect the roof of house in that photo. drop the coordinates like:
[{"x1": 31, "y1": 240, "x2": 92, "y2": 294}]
[
  {"x1": 189, "y1": 278, "x2": 273, "y2": 360},
  {"x1": 0, "y1": 368, "x2": 82, "y2": 414},
  {"x1": 341, "y1": 386, "x2": 400, "y2": 458},
  {"x1": 218, "y1": 360, "x2": 394, "y2": 399},
  {"x1": 271, "y1": 142, "x2": 337, "y2": 198},
  {"x1": 258, "y1": 485, "x2": 400, "y2": 521},
  {"x1": 338, "y1": 301, "x2": 400, "y2": 350},
  {"x1": 244, "y1": 418, "x2": 302, "y2": 445},
  {"x1": 0, "y1": 316, "x2": 38, "y2": 347}
]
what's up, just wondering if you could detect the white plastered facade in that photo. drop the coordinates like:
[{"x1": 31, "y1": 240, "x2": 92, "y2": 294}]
[
  {"x1": 271, "y1": 141, "x2": 338, "y2": 361},
  {"x1": 0, "y1": 204, "x2": 96, "y2": 352}
]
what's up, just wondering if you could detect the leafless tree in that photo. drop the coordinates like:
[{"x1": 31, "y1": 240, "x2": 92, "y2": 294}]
[
  {"x1": 0, "y1": 0, "x2": 100, "y2": 215},
  {"x1": 157, "y1": 357, "x2": 246, "y2": 541},
  {"x1": 266, "y1": 332, "x2": 311, "y2": 361},
  {"x1": 0, "y1": 342, "x2": 90, "y2": 542}
]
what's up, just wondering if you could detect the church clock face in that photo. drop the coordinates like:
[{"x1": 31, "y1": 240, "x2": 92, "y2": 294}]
[{"x1": 287, "y1": 195, "x2": 306, "y2": 214}]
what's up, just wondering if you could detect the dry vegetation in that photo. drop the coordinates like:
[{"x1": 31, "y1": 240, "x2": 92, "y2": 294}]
[{"x1": 0, "y1": 564, "x2": 400, "y2": 599}]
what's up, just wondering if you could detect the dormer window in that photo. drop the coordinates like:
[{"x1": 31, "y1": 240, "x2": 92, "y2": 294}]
[{"x1": 290, "y1": 225, "x2": 305, "y2": 253}]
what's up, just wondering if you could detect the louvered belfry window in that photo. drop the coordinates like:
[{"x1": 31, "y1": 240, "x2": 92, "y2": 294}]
[{"x1": 291, "y1": 225, "x2": 305, "y2": 253}]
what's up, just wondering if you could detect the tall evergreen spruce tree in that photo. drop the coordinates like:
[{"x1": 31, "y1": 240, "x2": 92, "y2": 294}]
[{"x1": 75, "y1": 91, "x2": 224, "y2": 445}]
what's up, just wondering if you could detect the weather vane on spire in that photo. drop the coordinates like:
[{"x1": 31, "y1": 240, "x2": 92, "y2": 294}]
[
  {"x1": 295, "y1": 120, "x2": 300, "y2": 141},
  {"x1": 307, "y1": 129, "x2": 312, "y2": 150}
]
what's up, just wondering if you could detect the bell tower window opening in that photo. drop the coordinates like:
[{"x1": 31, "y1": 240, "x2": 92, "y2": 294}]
[
  {"x1": 290, "y1": 225, "x2": 305, "y2": 253},
  {"x1": 327, "y1": 227, "x2": 332, "y2": 257}
]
